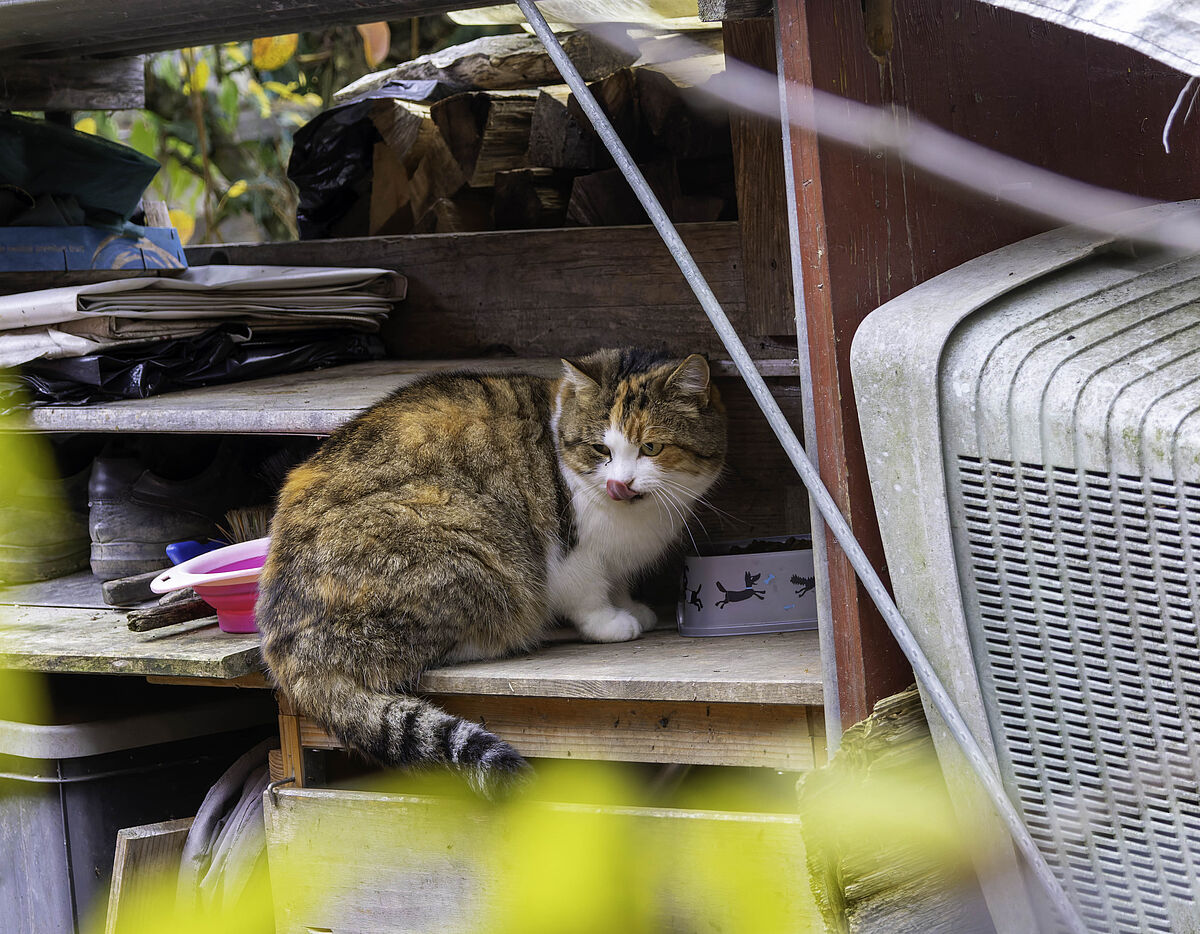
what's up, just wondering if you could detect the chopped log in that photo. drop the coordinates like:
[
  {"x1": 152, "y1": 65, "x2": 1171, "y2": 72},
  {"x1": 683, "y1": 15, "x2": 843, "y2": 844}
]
[
  {"x1": 493, "y1": 168, "x2": 568, "y2": 229},
  {"x1": 368, "y1": 141, "x2": 414, "y2": 236},
  {"x1": 412, "y1": 193, "x2": 492, "y2": 234},
  {"x1": 370, "y1": 98, "x2": 426, "y2": 160},
  {"x1": 565, "y1": 67, "x2": 644, "y2": 164},
  {"x1": 370, "y1": 100, "x2": 465, "y2": 228},
  {"x1": 0, "y1": 55, "x2": 144, "y2": 111},
  {"x1": 566, "y1": 160, "x2": 680, "y2": 227},
  {"x1": 636, "y1": 68, "x2": 731, "y2": 160},
  {"x1": 796, "y1": 687, "x2": 996, "y2": 934},
  {"x1": 431, "y1": 90, "x2": 537, "y2": 188},
  {"x1": 527, "y1": 88, "x2": 596, "y2": 170},
  {"x1": 336, "y1": 32, "x2": 636, "y2": 99},
  {"x1": 697, "y1": 0, "x2": 774, "y2": 21}
]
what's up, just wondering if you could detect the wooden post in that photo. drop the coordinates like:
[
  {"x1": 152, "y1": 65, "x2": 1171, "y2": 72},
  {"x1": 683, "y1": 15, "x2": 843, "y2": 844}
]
[
  {"x1": 723, "y1": 19, "x2": 796, "y2": 337},
  {"x1": 276, "y1": 691, "x2": 307, "y2": 788},
  {"x1": 773, "y1": 0, "x2": 1200, "y2": 730}
]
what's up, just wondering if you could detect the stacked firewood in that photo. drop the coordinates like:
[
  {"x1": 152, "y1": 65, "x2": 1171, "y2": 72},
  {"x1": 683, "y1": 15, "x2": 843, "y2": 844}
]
[{"x1": 356, "y1": 32, "x2": 735, "y2": 234}]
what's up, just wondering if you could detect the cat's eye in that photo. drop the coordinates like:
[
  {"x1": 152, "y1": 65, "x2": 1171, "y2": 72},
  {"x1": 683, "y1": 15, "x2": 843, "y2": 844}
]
[
  {"x1": 591, "y1": 443, "x2": 611, "y2": 457},
  {"x1": 640, "y1": 442, "x2": 664, "y2": 456}
]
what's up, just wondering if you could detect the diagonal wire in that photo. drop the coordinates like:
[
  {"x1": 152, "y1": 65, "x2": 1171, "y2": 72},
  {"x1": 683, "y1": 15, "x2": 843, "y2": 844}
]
[{"x1": 514, "y1": 2, "x2": 1090, "y2": 932}]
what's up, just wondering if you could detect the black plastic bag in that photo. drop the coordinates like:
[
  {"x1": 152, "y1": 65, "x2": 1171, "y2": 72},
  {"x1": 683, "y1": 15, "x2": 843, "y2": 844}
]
[{"x1": 5, "y1": 325, "x2": 384, "y2": 410}]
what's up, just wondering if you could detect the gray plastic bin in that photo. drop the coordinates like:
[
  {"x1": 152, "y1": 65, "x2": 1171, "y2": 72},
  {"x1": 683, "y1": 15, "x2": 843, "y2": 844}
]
[{"x1": 0, "y1": 682, "x2": 274, "y2": 933}]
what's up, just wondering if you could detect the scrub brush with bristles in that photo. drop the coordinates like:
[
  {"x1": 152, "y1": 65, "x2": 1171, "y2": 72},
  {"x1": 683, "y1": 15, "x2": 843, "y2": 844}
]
[{"x1": 218, "y1": 504, "x2": 273, "y2": 543}]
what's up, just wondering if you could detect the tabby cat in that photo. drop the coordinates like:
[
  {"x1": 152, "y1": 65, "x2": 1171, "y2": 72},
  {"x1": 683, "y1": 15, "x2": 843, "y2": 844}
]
[{"x1": 257, "y1": 348, "x2": 727, "y2": 797}]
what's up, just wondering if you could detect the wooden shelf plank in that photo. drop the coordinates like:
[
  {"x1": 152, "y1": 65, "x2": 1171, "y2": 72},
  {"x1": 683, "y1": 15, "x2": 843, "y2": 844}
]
[
  {"x1": 9, "y1": 357, "x2": 797, "y2": 436},
  {"x1": 300, "y1": 693, "x2": 824, "y2": 770},
  {"x1": 1, "y1": 575, "x2": 821, "y2": 704},
  {"x1": 422, "y1": 628, "x2": 822, "y2": 705},
  {"x1": 0, "y1": 605, "x2": 261, "y2": 679},
  {"x1": 0, "y1": 0, "x2": 501, "y2": 60}
]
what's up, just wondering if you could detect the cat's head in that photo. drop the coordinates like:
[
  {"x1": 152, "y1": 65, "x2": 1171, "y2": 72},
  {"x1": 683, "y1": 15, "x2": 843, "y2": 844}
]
[{"x1": 554, "y1": 348, "x2": 727, "y2": 510}]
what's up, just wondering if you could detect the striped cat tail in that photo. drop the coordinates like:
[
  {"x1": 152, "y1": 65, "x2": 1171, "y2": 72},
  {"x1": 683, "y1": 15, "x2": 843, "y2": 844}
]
[{"x1": 295, "y1": 676, "x2": 531, "y2": 799}]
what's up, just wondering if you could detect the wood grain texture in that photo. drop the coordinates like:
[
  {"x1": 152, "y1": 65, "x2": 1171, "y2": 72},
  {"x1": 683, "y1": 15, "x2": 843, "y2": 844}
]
[
  {"x1": 105, "y1": 818, "x2": 193, "y2": 934},
  {"x1": 0, "y1": 602, "x2": 260, "y2": 678},
  {"x1": 299, "y1": 695, "x2": 823, "y2": 770},
  {"x1": 797, "y1": 687, "x2": 994, "y2": 934},
  {"x1": 12, "y1": 357, "x2": 795, "y2": 435},
  {"x1": 278, "y1": 709, "x2": 306, "y2": 787},
  {"x1": 417, "y1": 628, "x2": 823, "y2": 705},
  {"x1": 699, "y1": 0, "x2": 773, "y2": 21},
  {"x1": 186, "y1": 223, "x2": 798, "y2": 360},
  {"x1": 0, "y1": 56, "x2": 144, "y2": 111},
  {"x1": 265, "y1": 786, "x2": 818, "y2": 934},
  {"x1": 723, "y1": 19, "x2": 796, "y2": 337}
]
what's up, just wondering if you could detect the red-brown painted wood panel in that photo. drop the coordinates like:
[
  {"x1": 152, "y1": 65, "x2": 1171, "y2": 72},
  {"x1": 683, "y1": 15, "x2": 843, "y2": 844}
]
[{"x1": 778, "y1": 0, "x2": 1200, "y2": 728}]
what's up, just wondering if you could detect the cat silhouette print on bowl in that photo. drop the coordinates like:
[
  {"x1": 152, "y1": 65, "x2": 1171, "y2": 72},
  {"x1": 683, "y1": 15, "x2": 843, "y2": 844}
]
[{"x1": 150, "y1": 537, "x2": 269, "y2": 633}]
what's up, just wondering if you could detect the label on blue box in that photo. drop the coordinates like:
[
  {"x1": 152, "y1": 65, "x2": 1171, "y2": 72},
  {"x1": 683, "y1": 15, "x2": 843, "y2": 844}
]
[{"x1": 0, "y1": 225, "x2": 187, "y2": 271}]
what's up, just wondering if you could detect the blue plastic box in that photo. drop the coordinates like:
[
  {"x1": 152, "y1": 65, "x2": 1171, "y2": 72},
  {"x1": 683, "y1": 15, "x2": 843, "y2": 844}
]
[{"x1": 0, "y1": 224, "x2": 186, "y2": 272}]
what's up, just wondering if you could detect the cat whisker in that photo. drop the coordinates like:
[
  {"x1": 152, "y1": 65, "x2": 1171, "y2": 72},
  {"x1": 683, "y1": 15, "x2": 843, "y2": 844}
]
[
  {"x1": 659, "y1": 477, "x2": 745, "y2": 527},
  {"x1": 655, "y1": 488, "x2": 701, "y2": 555}
]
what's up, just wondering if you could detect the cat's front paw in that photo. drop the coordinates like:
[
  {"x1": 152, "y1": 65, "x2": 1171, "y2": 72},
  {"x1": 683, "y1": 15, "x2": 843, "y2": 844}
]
[
  {"x1": 576, "y1": 608, "x2": 642, "y2": 643},
  {"x1": 623, "y1": 600, "x2": 658, "y2": 634}
]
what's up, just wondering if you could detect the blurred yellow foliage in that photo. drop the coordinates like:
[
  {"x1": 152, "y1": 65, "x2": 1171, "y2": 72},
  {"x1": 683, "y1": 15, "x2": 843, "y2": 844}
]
[
  {"x1": 251, "y1": 34, "x2": 299, "y2": 71},
  {"x1": 168, "y1": 209, "x2": 196, "y2": 244}
]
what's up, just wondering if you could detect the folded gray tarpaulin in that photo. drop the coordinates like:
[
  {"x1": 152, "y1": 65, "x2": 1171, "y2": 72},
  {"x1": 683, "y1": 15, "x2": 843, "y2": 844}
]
[
  {"x1": 0, "y1": 265, "x2": 406, "y2": 367},
  {"x1": 973, "y1": 0, "x2": 1200, "y2": 77},
  {"x1": 177, "y1": 738, "x2": 276, "y2": 918}
]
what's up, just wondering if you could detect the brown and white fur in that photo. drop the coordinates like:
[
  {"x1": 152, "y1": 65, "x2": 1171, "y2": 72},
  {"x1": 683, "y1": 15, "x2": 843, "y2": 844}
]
[{"x1": 256, "y1": 348, "x2": 726, "y2": 797}]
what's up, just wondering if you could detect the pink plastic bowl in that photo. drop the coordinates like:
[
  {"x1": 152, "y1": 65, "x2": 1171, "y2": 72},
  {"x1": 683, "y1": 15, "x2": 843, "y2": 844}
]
[{"x1": 150, "y1": 537, "x2": 270, "y2": 633}]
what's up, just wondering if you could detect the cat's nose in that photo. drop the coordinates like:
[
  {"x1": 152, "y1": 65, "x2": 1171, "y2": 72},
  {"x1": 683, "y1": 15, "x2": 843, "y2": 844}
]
[{"x1": 606, "y1": 479, "x2": 637, "y2": 501}]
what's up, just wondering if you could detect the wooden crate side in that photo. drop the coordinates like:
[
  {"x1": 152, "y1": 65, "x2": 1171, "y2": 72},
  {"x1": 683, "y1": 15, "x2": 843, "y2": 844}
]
[
  {"x1": 298, "y1": 695, "x2": 822, "y2": 771},
  {"x1": 264, "y1": 787, "x2": 818, "y2": 934},
  {"x1": 105, "y1": 818, "x2": 193, "y2": 934}
]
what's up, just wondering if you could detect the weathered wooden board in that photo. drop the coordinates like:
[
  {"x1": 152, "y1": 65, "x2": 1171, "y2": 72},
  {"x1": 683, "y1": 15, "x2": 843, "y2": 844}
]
[
  {"x1": 419, "y1": 628, "x2": 822, "y2": 705},
  {"x1": 12, "y1": 357, "x2": 797, "y2": 437},
  {"x1": 0, "y1": 603, "x2": 261, "y2": 678},
  {"x1": 186, "y1": 223, "x2": 795, "y2": 360},
  {"x1": 265, "y1": 787, "x2": 818, "y2": 934},
  {"x1": 0, "y1": 55, "x2": 144, "y2": 111},
  {"x1": 299, "y1": 694, "x2": 823, "y2": 770},
  {"x1": 105, "y1": 818, "x2": 193, "y2": 934},
  {"x1": 15, "y1": 359, "x2": 559, "y2": 435},
  {"x1": 1, "y1": 579, "x2": 819, "y2": 704},
  {"x1": 0, "y1": 571, "x2": 110, "y2": 609},
  {"x1": 338, "y1": 32, "x2": 636, "y2": 98}
]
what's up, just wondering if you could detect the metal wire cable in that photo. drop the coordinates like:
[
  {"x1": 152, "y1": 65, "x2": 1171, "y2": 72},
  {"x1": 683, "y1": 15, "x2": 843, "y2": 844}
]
[{"x1": 514, "y1": 2, "x2": 1089, "y2": 931}]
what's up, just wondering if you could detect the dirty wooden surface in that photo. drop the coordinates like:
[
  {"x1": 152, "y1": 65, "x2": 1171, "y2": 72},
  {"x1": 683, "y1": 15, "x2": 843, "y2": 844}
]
[
  {"x1": 0, "y1": 573, "x2": 260, "y2": 678},
  {"x1": 1, "y1": 574, "x2": 821, "y2": 703},
  {"x1": 266, "y1": 786, "x2": 817, "y2": 934},
  {"x1": 421, "y1": 628, "x2": 823, "y2": 704},
  {"x1": 300, "y1": 694, "x2": 825, "y2": 769}
]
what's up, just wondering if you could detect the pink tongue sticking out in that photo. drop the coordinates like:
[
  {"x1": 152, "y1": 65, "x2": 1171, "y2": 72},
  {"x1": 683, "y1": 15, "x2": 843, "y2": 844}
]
[{"x1": 606, "y1": 479, "x2": 637, "y2": 501}]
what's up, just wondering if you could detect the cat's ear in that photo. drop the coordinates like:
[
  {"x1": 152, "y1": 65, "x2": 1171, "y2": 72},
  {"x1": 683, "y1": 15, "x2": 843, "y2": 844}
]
[
  {"x1": 561, "y1": 358, "x2": 599, "y2": 390},
  {"x1": 665, "y1": 354, "x2": 711, "y2": 402}
]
